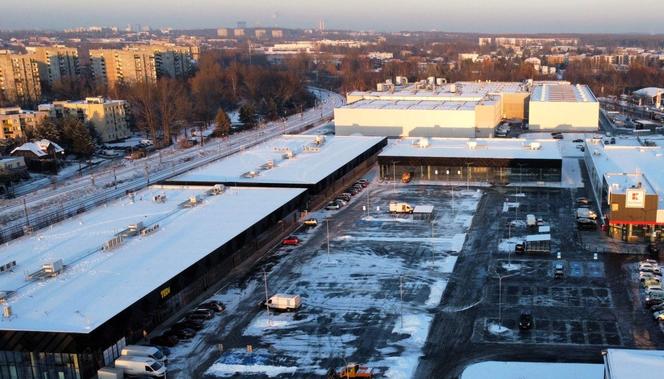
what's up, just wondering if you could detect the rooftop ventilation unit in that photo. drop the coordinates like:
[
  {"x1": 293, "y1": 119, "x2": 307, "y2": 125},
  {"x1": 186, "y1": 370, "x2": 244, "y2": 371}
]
[
  {"x1": 210, "y1": 184, "x2": 225, "y2": 195},
  {"x1": 314, "y1": 135, "x2": 326, "y2": 145},
  {"x1": 528, "y1": 142, "x2": 542, "y2": 150},
  {"x1": 303, "y1": 146, "x2": 321, "y2": 153},
  {"x1": 2, "y1": 305, "x2": 11, "y2": 319},
  {"x1": 467, "y1": 141, "x2": 477, "y2": 150},
  {"x1": 103, "y1": 235, "x2": 124, "y2": 251},
  {"x1": 436, "y1": 78, "x2": 447, "y2": 86},
  {"x1": 140, "y1": 224, "x2": 159, "y2": 237},
  {"x1": 242, "y1": 170, "x2": 259, "y2": 178},
  {"x1": 377, "y1": 83, "x2": 386, "y2": 92},
  {"x1": 0, "y1": 261, "x2": 16, "y2": 273},
  {"x1": 450, "y1": 84, "x2": 457, "y2": 93},
  {"x1": 260, "y1": 160, "x2": 275, "y2": 170},
  {"x1": 152, "y1": 194, "x2": 167, "y2": 203},
  {"x1": 43, "y1": 259, "x2": 64, "y2": 277},
  {"x1": 418, "y1": 138, "x2": 430, "y2": 148}
]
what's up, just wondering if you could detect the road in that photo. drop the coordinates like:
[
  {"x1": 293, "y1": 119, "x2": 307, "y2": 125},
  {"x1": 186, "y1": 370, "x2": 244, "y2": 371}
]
[{"x1": 0, "y1": 88, "x2": 344, "y2": 243}]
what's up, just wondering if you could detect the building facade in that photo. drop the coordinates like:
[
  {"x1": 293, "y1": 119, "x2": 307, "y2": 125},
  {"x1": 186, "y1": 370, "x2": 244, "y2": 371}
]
[
  {"x1": 0, "y1": 107, "x2": 47, "y2": 140},
  {"x1": 40, "y1": 97, "x2": 130, "y2": 142},
  {"x1": 26, "y1": 46, "x2": 80, "y2": 87},
  {"x1": 90, "y1": 45, "x2": 194, "y2": 88},
  {"x1": 0, "y1": 52, "x2": 42, "y2": 104}
]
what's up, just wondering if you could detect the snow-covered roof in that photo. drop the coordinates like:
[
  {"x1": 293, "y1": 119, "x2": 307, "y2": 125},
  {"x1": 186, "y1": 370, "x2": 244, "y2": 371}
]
[
  {"x1": 379, "y1": 138, "x2": 562, "y2": 161},
  {"x1": 172, "y1": 135, "x2": 385, "y2": 185},
  {"x1": 633, "y1": 87, "x2": 664, "y2": 98},
  {"x1": 348, "y1": 81, "x2": 526, "y2": 103},
  {"x1": 604, "y1": 349, "x2": 664, "y2": 379},
  {"x1": 343, "y1": 98, "x2": 497, "y2": 111},
  {"x1": 526, "y1": 234, "x2": 551, "y2": 242},
  {"x1": 413, "y1": 205, "x2": 434, "y2": 214},
  {"x1": 0, "y1": 185, "x2": 305, "y2": 333},
  {"x1": 530, "y1": 83, "x2": 597, "y2": 103},
  {"x1": 585, "y1": 140, "x2": 664, "y2": 209},
  {"x1": 11, "y1": 142, "x2": 46, "y2": 157},
  {"x1": 10, "y1": 139, "x2": 64, "y2": 157}
]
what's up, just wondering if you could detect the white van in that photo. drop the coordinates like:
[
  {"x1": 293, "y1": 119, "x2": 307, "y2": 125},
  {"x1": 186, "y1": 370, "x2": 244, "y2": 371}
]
[
  {"x1": 115, "y1": 356, "x2": 166, "y2": 378},
  {"x1": 121, "y1": 345, "x2": 167, "y2": 363},
  {"x1": 265, "y1": 294, "x2": 302, "y2": 311}
]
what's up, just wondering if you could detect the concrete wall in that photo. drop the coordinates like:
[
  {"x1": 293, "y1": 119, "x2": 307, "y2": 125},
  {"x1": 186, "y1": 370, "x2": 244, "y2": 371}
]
[
  {"x1": 529, "y1": 101, "x2": 599, "y2": 131},
  {"x1": 334, "y1": 107, "x2": 478, "y2": 137},
  {"x1": 476, "y1": 102, "x2": 502, "y2": 137},
  {"x1": 501, "y1": 92, "x2": 530, "y2": 119}
]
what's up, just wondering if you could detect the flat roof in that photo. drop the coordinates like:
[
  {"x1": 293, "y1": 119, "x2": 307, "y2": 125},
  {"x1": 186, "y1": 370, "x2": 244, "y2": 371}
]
[
  {"x1": 171, "y1": 135, "x2": 385, "y2": 185},
  {"x1": 604, "y1": 349, "x2": 664, "y2": 379},
  {"x1": 0, "y1": 185, "x2": 305, "y2": 333},
  {"x1": 531, "y1": 83, "x2": 597, "y2": 103},
  {"x1": 379, "y1": 138, "x2": 562, "y2": 161},
  {"x1": 343, "y1": 99, "x2": 496, "y2": 111},
  {"x1": 585, "y1": 140, "x2": 664, "y2": 208},
  {"x1": 348, "y1": 81, "x2": 526, "y2": 102}
]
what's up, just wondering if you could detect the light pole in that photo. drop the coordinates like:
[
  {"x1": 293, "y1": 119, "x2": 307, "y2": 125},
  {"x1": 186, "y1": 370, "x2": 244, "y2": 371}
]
[
  {"x1": 326, "y1": 218, "x2": 331, "y2": 261},
  {"x1": 392, "y1": 161, "x2": 397, "y2": 193},
  {"x1": 446, "y1": 169, "x2": 450, "y2": 186},
  {"x1": 465, "y1": 162, "x2": 473, "y2": 191}
]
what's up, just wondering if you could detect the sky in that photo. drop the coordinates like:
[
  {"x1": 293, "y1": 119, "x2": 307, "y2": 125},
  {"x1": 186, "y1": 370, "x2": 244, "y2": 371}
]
[{"x1": 2, "y1": 0, "x2": 664, "y2": 34}]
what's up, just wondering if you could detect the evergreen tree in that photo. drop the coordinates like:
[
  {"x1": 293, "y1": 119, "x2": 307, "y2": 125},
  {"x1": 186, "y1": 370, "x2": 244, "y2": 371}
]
[
  {"x1": 62, "y1": 117, "x2": 95, "y2": 157},
  {"x1": 214, "y1": 109, "x2": 232, "y2": 137},
  {"x1": 32, "y1": 118, "x2": 62, "y2": 143},
  {"x1": 239, "y1": 104, "x2": 258, "y2": 128}
]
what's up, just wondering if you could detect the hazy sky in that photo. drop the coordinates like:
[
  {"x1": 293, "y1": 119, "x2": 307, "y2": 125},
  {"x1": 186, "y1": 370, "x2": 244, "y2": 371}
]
[{"x1": 2, "y1": 0, "x2": 664, "y2": 33}]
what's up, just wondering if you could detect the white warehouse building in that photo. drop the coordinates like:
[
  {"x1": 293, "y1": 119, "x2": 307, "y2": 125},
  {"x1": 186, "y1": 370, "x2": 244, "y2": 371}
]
[{"x1": 334, "y1": 79, "x2": 599, "y2": 138}]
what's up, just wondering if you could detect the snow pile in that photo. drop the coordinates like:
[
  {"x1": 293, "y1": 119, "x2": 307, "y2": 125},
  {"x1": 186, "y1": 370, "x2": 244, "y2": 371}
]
[
  {"x1": 487, "y1": 322, "x2": 511, "y2": 335},
  {"x1": 205, "y1": 363, "x2": 297, "y2": 377},
  {"x1": 502, "y1": 202, "x2": 520, "y2": 213},
  {"x1": 502, "y1": 263, "x2": 522, "y2": 271},
  {"x1": 380, "y1": 313, "x2": 434, "y2": 379},
  {"x1": 498, "y1": 237, "x2": 524, "y2": 252}
]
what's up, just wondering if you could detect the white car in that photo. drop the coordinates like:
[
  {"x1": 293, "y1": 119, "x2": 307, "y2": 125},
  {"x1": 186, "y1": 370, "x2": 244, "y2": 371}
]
[
  {"x1": 653, "y1": 310, "x2": 664, "y2": 321},
  {"x1": 641, "y1": 266, "x2": 662, "y2": 275},
  {"x1": 325, "y1": 202, "x2": 340, "y2": 210},
  {"x1": 645, "y1": 288, "x2": 664, "y2": 297}
]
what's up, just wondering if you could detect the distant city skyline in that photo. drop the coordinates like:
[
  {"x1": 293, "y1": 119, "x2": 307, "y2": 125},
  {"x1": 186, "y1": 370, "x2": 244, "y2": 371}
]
[{"x1": 2, "y1": 0, "x2": 664, "y2": 33}]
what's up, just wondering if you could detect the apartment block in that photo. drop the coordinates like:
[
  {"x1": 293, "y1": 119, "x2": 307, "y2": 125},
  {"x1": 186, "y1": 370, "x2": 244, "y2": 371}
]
[
  {"x1": 26, "y1": 46, "x2": 80, "y2": 87},
  {"x1": 0, "y1": 52, "x2": 42, "y2": 104},
  {"x1": 89, "y1": 45, "x2": 194, "y2": 88},
  {"x1": 39, "y1": 97, "x2": 130, "y2": 142},
  {"x1": 0, "y1": 107, "x2": 47, "y2": 140}
]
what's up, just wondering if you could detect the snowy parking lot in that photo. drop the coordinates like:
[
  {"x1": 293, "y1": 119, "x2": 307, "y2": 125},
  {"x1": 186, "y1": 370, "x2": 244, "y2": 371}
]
[{"x1": 163, "y1": 182, "x2": 482, "y2": 378}]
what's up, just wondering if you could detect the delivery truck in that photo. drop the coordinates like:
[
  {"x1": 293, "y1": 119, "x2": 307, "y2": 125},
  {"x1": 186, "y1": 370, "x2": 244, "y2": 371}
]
[
  {"x1": 121, "y1": 345, "x2": 167, "y2": 363},
  {"x1": 264, "y1": 294, "x2": 302, "y2": 312},
  {"x1": 389, "y1": 201, "x2": 414, "y2": 214}
]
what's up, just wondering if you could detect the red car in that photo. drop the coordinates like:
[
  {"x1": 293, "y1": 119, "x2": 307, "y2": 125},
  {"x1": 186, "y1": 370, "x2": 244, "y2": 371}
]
[{"x1": 282, "y1": 236, "x2": 300, "y2": 246}]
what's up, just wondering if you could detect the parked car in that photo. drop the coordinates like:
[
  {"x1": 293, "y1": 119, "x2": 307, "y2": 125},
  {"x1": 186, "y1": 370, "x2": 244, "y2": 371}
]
[
  {"x1": 642, "y1": 259, "x2": 659, "y2": 265},
  {"x1": 554, "y1": 262, "x2": 565, "y2": 279},
  {"x1": 645, "y1": 288, "x2": 664, "y2": 297},
  {"x1": 640, "y1": 265, "x2": 662, "y2": 275},
  {"x1": 166, "y1": 327, "x2": 196, "y2": 340},
  {"x1": 650, "y1": 303, "x2": 664, "y2": 312},
  {"x1": 338, "y1": 193, "x2": 352, "y2": 202},
  {"x1": 325, "y1": 202, "x2": 341, "y2": 210},
  {"x1": 347, "y1": 187, "x2": 360, "y2": 196},
  {"x1": 573, "y1": 139, "x2": 583, "y2": 143},
  {"x1": 190, "y1": 309, "x2": 215, "y2": 319},
  {"x1": 150, "y1": 335, "x2": 178, "y2": 348},
  {"x1": 645, "y1": 296, "x2": 664, "y2": 308},
  {"x1": 303, "y1": 218, "x2": 318, "y2": 227},
  {"x1": 186, "y1": 313, "x2": 211, "y2": 322},
  {"x1": 515, "y1": 243, "x2": 525, "y2": 254},
  {"x1": 174, "y1": 319, "x2": 204, "y2": 331},
  {"x1": 352, "y1": 184, "x2": 364, "y2": 191},
  {"x1": 334, "y1": 198, "x2": 348, "y2": 206},
  {"x1": 282, "y1": 236, "x2": 300, "y2": 246},
  {"x1": 653, "y1": 310, "x2": 664, "y2": 321},
  {"x1": 577, "y1": 218, "x2": 597, "y2": 230},
  {"x1": 552, "y1": 134, "x2": 563, "y2": 140},
  {"x1": 519, "y1": 311, "x2": 534, "y2": 330},
  {"x1": 576, "y1": 197, "x2": 590, "y2": 205},
  {"x1": 199, "y1": 300, "x2": 225, "y2": 313},
  {"x1": 640, "y1": 272, "x2": 662, "y2": 282},
  {"x1": 642, "y1": 278, "x2": 662, "y2": 288},
  {"x1": 356, "y1": 180, "x2": 369, "y2": 188}
]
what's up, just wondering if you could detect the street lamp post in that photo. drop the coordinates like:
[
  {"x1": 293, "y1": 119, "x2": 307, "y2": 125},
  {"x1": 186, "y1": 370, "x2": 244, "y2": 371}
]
[{"x1": 392, "y1": 161, "x2": 397, "y2": 193}]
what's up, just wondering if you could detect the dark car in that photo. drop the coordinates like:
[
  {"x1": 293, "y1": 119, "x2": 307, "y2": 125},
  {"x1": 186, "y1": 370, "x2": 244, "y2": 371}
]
[
  {"x1": 167, "y1": 327, "x2": 196, "y2": 339},
  {"x1": 577, "y1": 218, "x2": 597, "y2": 230},
  {"x1": 552, "y1": 134, "x2": 563, "y2": 140},
  {"x1": 576, "y1": 197, "x2": 590, "y2": 205},
  {"x1": 347, "y1": 187, "x2": 360, "y2": 196},
  {"x1": 573, "y1": 139, "x2": 583, "y2": 143},
  {"x1": 648, "y1": 243, "x2": 660, "y2": 257},
  {"x1": 187, "y1": 311, "x2": 214, "y2": 321},
  {"x1": 645, "y1": 296, "x2": 664, "y2": 308},
  {"x1": 191, "y1": 308, "x2": 215, "y2": 318},
  {"x1": 337, "y1": 193, "x2": 352, "y2": 202},
  {"x1": 150, "y1": 335, "x2": 179, "y2": 348},
  {"x1": 515, "y1": 243, "x2": 525, "y2": 254},
  {"x1": 355, "y1": 180, "x2": 369, "y2": 188},
  {"x1": 174, "y1": 319, "x2": 205, "y2": 331},
  {"x1": 200, "y1": 300, "x2": 225, "y2": 313},
  {"x1": 519, "y1": 311, "x2": 534, "y2": 330}
]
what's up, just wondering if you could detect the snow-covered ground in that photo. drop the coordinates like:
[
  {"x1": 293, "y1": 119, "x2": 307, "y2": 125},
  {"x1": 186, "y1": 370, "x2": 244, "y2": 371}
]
[
  {"x1": 461, "y1": 360, "x2": 603, "y2": 379},
  {"x1": 165, "y1": 184, "x2": 483, "y2": 378}
]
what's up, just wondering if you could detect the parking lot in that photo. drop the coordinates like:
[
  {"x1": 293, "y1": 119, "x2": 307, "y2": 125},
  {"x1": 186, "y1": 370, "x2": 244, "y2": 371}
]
[
  {"x1": 160, "y1": 174, "x2": 482, "y2": 378},
  {"x1": 416, "y1": 160, "x2": 664, "y2": 378}
]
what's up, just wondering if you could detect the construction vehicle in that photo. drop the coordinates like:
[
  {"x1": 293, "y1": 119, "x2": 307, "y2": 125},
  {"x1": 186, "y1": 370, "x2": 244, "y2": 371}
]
[
  {"x1": 401, "y1": 171, "x2": 412, "y2": 183},
  {"x1": 327, "y1": 363, "x2": 374, "y2": 378},
  {"x1": 389, "y1": 201, "x2": 414, "y2": 214}
]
